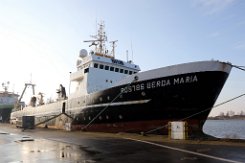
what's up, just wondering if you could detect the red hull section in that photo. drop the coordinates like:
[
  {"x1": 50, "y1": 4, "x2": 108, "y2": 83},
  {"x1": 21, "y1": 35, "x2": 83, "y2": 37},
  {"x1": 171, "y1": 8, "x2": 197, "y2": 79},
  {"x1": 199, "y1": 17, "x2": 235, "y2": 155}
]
[{"x1": 71, "y1": 119, "x2": 203, "y2": 135}]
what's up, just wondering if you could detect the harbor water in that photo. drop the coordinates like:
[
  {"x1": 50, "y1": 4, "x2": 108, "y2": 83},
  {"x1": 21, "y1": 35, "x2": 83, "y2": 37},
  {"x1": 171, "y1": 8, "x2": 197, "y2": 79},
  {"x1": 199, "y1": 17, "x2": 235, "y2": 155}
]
[{"x1": 203, "y1": 120, "x2": 245, "y2": 139}]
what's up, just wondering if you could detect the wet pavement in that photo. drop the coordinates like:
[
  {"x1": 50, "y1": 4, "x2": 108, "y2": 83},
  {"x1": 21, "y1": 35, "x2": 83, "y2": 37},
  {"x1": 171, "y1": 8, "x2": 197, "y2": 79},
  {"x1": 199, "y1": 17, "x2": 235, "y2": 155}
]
[{"x1": 0, "y1": 124, "x2": 245, "y2": 163}]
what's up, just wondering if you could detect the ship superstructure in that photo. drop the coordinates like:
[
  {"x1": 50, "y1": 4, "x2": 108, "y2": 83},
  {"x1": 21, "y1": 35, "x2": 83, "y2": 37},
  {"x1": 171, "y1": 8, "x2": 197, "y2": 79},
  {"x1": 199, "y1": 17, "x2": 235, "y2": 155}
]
[{"x1": 70, "y1": 23, "x2": 140, "y2": 96}]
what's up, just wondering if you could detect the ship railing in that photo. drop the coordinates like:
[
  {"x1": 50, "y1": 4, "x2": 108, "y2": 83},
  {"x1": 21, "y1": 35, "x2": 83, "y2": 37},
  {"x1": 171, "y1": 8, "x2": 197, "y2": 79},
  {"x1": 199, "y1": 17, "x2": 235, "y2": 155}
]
[{"x1": 0, "y1": 91, "x2": 18, "y2": 95}]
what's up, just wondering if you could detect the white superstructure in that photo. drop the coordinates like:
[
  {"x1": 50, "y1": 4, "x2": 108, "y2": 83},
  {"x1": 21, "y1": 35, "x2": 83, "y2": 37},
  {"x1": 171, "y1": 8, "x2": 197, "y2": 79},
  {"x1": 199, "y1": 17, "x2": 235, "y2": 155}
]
[{"x1": 70, "y1": 23, "x2": 140, "y2": 97}]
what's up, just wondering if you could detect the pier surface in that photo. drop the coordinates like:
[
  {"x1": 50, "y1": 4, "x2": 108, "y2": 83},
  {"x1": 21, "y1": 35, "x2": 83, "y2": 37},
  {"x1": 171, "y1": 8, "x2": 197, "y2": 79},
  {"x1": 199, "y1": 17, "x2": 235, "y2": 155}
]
[{"x1": 0, "y1": 123, "x2": 244, "y2": 163}]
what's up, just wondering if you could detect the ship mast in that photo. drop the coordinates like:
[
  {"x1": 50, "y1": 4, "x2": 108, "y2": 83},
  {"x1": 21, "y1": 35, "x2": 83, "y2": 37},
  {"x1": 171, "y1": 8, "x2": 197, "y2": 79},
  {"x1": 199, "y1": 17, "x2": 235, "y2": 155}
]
[
  {"x1": 84, "y1": 22, "x2": 107, "y2": 55},
  {"x1": 110, "y1": 40, "x2": 118, "y2": 58}
]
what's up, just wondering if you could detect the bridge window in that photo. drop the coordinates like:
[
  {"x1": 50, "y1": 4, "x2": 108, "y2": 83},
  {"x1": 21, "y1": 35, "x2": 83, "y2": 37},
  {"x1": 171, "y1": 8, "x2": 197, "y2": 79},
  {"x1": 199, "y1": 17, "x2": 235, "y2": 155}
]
[
  {"x1": 99, "y1": 64, "x2": 104, "y2": 69},
  {"x1": 115, "y1": 68, "x2": 119, "y2": 72},
  {"x1": 110, "y1": 67, "x2": 114, "y2": 71},
  {"x1": 94, "y1": 63, "x2": 98, "y2": 68},
  {"x1": 120, "y1": 69, "x2": 124, "y2": 73},
  {"x1": 124, "y1": 70, "x2": 128, "y2": 74},
  {"x1": 105, "y1": 65, "x2": 109, "y2": 70},
  {"x1": 129, "y1": 71, "x2": 132, "y2": 75}
]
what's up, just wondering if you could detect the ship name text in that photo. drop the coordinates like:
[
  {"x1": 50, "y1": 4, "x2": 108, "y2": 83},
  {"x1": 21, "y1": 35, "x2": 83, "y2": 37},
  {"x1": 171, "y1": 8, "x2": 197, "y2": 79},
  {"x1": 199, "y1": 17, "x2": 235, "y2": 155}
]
[
  {"x1": 111, "y1": 59, "x2": 124, "y2": 65},
  {"x1": 121, "y1": 75, "x2": 198, "y2": 93}
]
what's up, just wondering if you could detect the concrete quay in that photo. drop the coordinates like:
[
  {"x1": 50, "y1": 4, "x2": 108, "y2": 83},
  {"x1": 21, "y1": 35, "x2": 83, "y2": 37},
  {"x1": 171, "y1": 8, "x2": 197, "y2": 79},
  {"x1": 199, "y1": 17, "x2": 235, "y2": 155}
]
[{"x1": 0, "y1": 123, "x2": 245, "y2": 163}]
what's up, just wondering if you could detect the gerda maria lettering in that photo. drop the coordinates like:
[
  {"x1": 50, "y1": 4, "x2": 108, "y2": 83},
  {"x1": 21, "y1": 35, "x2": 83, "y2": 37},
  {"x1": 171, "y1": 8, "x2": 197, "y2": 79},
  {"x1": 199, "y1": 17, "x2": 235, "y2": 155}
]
[
  {"x1": 173, "y1": 75, "x2": 198, "y2": 85},
  {"x1": 146, "y1": 79, "x2": 171, "y2": 89},
  {"x1": 121, "y1": 75, "x2": 198, "y2": 94},
  {"x1": 121, "y1": 79, "x2": 171, "y2": 93}
]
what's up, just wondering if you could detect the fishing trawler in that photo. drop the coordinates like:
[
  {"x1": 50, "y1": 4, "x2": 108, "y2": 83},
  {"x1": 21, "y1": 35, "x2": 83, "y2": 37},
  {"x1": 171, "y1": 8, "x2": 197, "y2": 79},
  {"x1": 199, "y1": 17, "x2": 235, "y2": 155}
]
[
  {"x1": 0, "y1": 82, "x2": 19, "y2": 122},
  {"x1": 11, "y1": 23, "x2": 232, "y2": 135}
]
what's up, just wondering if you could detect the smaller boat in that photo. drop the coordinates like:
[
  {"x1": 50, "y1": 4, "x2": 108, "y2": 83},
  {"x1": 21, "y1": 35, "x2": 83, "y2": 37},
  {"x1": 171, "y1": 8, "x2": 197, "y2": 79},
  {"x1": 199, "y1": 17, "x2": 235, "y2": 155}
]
[{"x1": 0, "y1": 82, "x2": 19, "y2": 122}]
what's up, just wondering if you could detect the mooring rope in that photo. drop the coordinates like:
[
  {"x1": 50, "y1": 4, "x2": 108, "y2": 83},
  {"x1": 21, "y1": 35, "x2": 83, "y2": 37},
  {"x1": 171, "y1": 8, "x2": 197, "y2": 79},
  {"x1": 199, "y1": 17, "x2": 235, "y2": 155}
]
[
  {"x1": 34, "y1": 111, "x2": 74, "y2": 127},
  {"x1": 82, "y1": 76, "x2": 139, "y2": 131},
  {"x1": 144, "y1": 93, "x2": 245, "y2": 134},
  {"x1": 232, "y1": 65, "x2": 245, "y2": 71}
]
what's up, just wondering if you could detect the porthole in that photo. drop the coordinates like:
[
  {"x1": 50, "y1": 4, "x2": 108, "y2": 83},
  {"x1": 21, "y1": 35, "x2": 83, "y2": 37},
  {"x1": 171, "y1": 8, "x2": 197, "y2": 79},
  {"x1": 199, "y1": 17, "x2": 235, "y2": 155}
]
[
  {"x1": 107, "y1": 96, "x2": 110, "y2": 100},
  {"x1": 88, "y1": 116, "x2": 91, "y2": 120},
  {"x1": 119, "y1": 115, "x2": 123, "y2": 119},
  {"x1": 141, "y1": 91, "x2": 146, "y2": 96},
  {"x1": 106, "y1": 115, "x2": 109, "y2": 119},
  {"x1": 99, "y1": 116, "x2": 103, "y2": 120},
  {"x1": 99, "y1": 97, "x2": 103, "y2": 102}
]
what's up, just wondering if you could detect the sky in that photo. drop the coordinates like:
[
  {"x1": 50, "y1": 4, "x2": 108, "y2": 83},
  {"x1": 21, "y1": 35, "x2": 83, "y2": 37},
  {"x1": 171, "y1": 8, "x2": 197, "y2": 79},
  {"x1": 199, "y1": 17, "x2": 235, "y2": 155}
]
[{"x1": 0, "y1": 0, "x2": 244, "y2": 116}]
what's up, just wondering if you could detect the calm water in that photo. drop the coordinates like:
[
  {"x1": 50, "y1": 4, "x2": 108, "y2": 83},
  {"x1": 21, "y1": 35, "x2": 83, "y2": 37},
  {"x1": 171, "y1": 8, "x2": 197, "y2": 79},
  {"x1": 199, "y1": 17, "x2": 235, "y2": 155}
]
[{"x1": 203, "y1": 120, "x2": 245, "y2": 139}]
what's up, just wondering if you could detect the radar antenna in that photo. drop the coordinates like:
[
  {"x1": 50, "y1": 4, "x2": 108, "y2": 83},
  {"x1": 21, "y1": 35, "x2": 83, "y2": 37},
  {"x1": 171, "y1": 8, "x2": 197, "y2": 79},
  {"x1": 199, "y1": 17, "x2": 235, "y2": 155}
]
[{"x1": 84, "y1": 21, "x2": 107, "y2": 54}]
